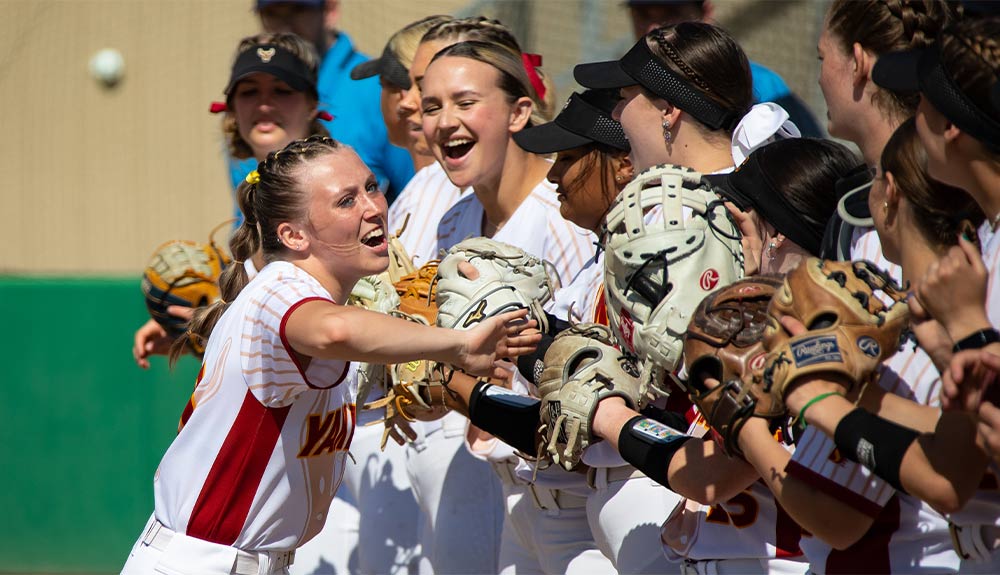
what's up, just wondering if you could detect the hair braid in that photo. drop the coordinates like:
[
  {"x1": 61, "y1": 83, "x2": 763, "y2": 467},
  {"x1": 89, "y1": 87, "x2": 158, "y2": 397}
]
[{"x1": 653, "y1": 28, "x2": 713, "y2": 95}]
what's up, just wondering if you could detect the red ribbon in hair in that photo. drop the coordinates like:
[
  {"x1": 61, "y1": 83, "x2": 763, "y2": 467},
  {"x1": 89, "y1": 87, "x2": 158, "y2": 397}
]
[{"x1": 521, "y1": 53, "x2": 546, "y2": 102}]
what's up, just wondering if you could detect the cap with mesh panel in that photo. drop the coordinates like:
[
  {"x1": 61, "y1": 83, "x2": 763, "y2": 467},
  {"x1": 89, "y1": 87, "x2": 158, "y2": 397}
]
[
  {"x1": 514, "y1": 89, "x2": 629, "y2": 154},
  {"x1": 873, "y1": 44, "x2": 1000, "y2": 146},
  {"x1": 574, "y1": 38, "x2": 741, "y2": 131},
  {"x1": 224, "y1": 44, "x2": 317, "y2": 100}
]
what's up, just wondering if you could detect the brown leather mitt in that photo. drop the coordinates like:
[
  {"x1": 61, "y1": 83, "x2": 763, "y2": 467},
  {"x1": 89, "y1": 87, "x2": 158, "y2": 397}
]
[
  {"x1": 761, "y1": 258, "x2": 910, "y2": 407},
  {"x1": 682, "y1": 276, "x2": 783, "y2": 458}
]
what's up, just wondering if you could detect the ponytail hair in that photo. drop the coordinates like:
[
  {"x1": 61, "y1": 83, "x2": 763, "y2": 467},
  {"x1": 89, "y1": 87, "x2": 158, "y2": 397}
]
[{"x1": 170, "y1": 136, "x2": 344, "y2": 363}]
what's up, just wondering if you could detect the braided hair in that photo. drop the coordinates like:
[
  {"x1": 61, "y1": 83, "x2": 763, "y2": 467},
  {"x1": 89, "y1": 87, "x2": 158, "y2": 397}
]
[
  {"x1": 825, "y1": 0, "x2": 958, "y2": 119},
  {"x1": 938, "y1": 17, "x2": 1000, "y2": 153},
  {"x1": 644, "y1": 22, "x2": 753, "y2": 135},
  {"x1": 172, "y1": 136, "x2": 344, "y2": 363}
]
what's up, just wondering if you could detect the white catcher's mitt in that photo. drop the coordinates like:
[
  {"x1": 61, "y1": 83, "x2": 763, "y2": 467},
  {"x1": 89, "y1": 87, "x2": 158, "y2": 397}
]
[
  {"x1": 602, "y1": 164, "x2": 744, "y2": 374},
  {"x1": 539, "y1": 323, "x2": 643, "y2": 471},
  {"x1": 436, "y1": 237, "x2": 553, "y2": 331}
]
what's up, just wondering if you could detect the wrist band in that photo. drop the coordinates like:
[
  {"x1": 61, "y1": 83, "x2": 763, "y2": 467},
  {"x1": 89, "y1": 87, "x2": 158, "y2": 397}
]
[
  {"x1": 953, "y1": 328, "x2": 1000, "y2": 353},
  {"x1": 793, "y1": 391, "x2": 844, "y2": 429},
  {"x1": 617, "y1": 415, "x2": 692, "y2": 491},
  {"x1": 833, "y1": 408, "x2": 919, "y2": 494}
]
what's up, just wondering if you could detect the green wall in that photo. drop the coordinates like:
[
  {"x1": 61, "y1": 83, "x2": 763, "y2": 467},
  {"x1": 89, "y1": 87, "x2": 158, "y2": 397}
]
[{"x1": 0, "y1": 277, "x2": 199, "y2": 573}]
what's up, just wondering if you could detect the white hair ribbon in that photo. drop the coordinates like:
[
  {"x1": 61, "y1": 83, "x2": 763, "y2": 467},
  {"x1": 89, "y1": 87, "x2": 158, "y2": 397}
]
[{"x1": 730, "y1": 102, "x2": 801, "y2": 166}]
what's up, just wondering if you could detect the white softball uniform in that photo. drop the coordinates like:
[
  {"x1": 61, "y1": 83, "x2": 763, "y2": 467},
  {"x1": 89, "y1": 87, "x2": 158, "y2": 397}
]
[
  {"x1": 851, "y1": 227, "x2": 902, "y2": 283},
  {"x1": 432, "y1": 179, "x2": 604, "y2": 574},
  {"x1": 787, "y1": 343, "x2": 958, "y2": 574},
  {"x1": 123, "y1": 262, "x2": 358, "y2": 574}
]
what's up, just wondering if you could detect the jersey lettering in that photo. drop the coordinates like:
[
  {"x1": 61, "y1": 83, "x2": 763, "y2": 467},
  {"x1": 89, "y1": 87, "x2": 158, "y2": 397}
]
[
  {"x1": 704, "y1": 489, "x2": 760, "y2": 528},
  {"x1": 297, "y1": 404, "x2": 356, "y2": 458}
]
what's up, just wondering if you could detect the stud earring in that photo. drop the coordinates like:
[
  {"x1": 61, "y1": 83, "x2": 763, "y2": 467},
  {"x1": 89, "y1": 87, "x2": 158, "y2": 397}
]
[
  {"x1": 662, "y1": 119, "x2": 672, "y2": 144},
  {"x1": 615, "y1": 175, "x2": 623, "y2": 182}
]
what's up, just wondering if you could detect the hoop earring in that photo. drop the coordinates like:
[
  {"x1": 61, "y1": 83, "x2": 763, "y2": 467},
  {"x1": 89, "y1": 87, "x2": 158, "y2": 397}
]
[
  {"x1": 766, "y1": 241, "x2": 777, "y2": 262},
  {"x1": 662, "y1": 119, "x2": 672, "y2": 144}
]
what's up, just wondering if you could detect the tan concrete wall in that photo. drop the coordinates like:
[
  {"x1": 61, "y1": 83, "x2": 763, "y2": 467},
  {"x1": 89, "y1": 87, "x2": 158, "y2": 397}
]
[{"x1": 2, "y1": 0, "x2": 827, "y2": 275}]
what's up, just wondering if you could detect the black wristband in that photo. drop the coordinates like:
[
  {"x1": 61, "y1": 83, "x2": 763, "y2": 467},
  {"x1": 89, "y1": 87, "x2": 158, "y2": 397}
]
[
  {"x1": 468, "y1": 382, "x2": 542, "y2": 455},
  {"x1": 833, "y1": 408, "x2": 919, "y2": 494},
  {"x1": 617, "y1": 415, "x2": 692, "y2": 491},
  {"x1": 952, "y1": 328, "x2": 1000, "y2": 353}
]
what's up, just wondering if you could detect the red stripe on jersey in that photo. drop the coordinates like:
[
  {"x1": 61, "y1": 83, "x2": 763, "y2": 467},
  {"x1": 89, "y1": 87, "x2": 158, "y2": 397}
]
[
  {"x1": 187, "y1": 390, "x2": 291, "y2": 544},
  {"x1": 774, "y1": 499, "x2": 804, "y2": 558},
  {"x1": 826, "y1": 496, "x2": 899, "y2": 574},
  {"x1": 785, "y1": 460, "x2": 883, "y2": 518},
  {"x1": 593, "y1": 284, "x2": 608, "y2": 326},
  {"x1": 178, "y1": 363, "x2": 206, "y2": 432},
  {"x1": 279, "y1": 296, "x2": 349, "y2": 390}
]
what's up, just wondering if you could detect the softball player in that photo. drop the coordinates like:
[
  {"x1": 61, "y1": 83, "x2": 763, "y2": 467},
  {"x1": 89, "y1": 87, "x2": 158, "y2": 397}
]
[
  {"x1": 421, "y1": 39, "x2": 605, "y2": 575},
  {"x1": 389, "y1": 18, "x2": 582, "y2": 575},
  {"x1": 301, "y1": 17, "x2": 456, "y2": 575},
  {"x1": 816, "y1": 0, "x2": 956, "y2": 273},
  {"x1": 872, "y1": 17, "x2": 1000, "y2": 568},
  {"x1": 120, "y1": 136, "x2": 535, "y2": 575}
]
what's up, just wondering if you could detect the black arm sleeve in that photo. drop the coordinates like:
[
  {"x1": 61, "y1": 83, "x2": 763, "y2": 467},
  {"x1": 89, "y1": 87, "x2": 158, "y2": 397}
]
[{"x1": 467, "y1": 381, "x2": 542, "y2": 454}]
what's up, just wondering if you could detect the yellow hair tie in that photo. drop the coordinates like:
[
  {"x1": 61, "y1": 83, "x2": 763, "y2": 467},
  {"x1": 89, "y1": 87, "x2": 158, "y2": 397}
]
[{"x1": 245, "y1": 170, "x2": 260, "y2": 185}]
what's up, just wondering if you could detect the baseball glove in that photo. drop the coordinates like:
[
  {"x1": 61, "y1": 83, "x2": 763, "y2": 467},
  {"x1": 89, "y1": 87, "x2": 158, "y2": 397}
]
[
  {"x1": 682, "y1": 276, "x2": 784, "y2": 458},
  {"x1": 760, "y1": 258, "x2": 910, "y2": 410},
  {"x1": 141, "y1": 239, "x2": 231, "y2": 354},
  {"x1": 348, "y1": 274, "x2": 401, "y2": 406},
  {"x1": 436, "y1": 237, "x2": 553, "y2": 332},
  {"x1": 362, "y1": 262, "x2": 454, "y2": 449},
  {"x1": 602, "y1": 164, "x2": 744, "y2": 379},
  {"x1": 540, "y1": 324, "x2": 643, "y2": 471}
]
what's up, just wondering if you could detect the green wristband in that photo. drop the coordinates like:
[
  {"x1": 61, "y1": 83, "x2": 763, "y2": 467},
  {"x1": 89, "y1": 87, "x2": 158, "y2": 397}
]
[{"x1": 794, "y1": 391, "x2": 844, "y2": 428}]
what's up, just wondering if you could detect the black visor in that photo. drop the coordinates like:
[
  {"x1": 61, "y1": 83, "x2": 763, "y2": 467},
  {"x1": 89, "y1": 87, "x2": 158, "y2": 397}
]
[
  {"x1": 574, "y1": 38, "x2": 740, "y2": 131},
  {"x1": 873, "y1": 45, "x2": 1000, "y2": 146},
  {"x1": 224, "y1": 45, "x2": 317, "y2": 99},
  {"x1": 350, "y1": 43, "x2": 411, "y2": 90},
  {"x1": 514, "y1": 89, "x2": 630, "y2": 154},
  {"x1": 716, "y1": 148, "x2": 828, "y2": 256}
]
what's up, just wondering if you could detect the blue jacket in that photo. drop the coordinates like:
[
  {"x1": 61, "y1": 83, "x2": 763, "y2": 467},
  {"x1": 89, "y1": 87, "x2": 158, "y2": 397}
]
[{"x1": 229, "y1": 31, "x2": 414, "y2": 219}]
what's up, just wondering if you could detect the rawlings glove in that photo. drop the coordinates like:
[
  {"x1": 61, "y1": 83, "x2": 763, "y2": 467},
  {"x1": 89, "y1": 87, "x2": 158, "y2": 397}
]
[
  {"x1": 760, "y1": 258, "x2": 910, "y2": 409},
  {"x1": 540, "y1": 324, "x2": 642, "y2": 471},
  {"x1": 682, "y1": 276, "x2": 783, "y2": 458},
  {"x1": 435, "y1": 237, "x2": 553, "y2": 332},
  {"x1": 141, "y1": 239, "x2": 231, "y2": 354},
  {"x1": 601, "y1": 164, "x2": 744, "y2": 379}
]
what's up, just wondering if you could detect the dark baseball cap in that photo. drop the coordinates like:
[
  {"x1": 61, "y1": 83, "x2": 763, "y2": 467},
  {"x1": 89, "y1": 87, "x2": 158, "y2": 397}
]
[
  {"x1": 873, "y1": 44, "x2": 1000, "y2": 146},
  {"x1": 256, "y1": 0, "x2": 323, "y2": 10},
  {"x1": 350, "y1": 43, "x2": 411, "y2": 90},
  {"x1": 514, "y1": 89, "x2": 630, "y2": 154},
  {"x1": 224, "y1": 44, "x2": 318, "y2": 99},
  {"x1": 574, "y1": 37, "x2": 739, "y2": 131}
]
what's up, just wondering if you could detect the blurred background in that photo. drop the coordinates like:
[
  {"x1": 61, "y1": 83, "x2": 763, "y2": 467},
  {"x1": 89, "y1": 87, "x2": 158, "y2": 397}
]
[{"x1": 0, "y1": 0, "x2": 828, "y2": 572}]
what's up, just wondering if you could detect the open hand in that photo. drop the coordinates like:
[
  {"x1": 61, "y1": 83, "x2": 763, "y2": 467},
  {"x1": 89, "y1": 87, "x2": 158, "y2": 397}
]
[{"x1": 461, "y1": 309, "x2": 542, "y2": 379}]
